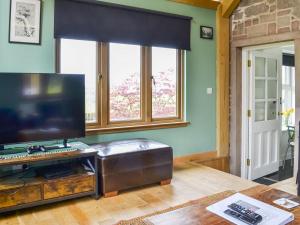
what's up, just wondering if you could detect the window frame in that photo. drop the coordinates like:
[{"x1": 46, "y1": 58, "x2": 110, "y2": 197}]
[
  {"x1": 56, "y1": 39, "x2": 188, "y2": 134},
  {"x1": 281, "y1": 65, "x2": 295, "y2": 130}
]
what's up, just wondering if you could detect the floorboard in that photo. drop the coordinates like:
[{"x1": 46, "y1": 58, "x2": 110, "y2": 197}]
[
  {"x1": 0, "y1": 163, "x2": 296, "y2": 225},
  {"x1": 271, "y1": 177, "x2": 297, "y2": 195}
]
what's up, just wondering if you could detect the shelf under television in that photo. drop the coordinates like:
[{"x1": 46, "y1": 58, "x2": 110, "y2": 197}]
[
  {"x1": 0, "y1": 167, "x2": 97, "y2": 213},
  {"x1": 0, "y1": 143, "x2": 99, "y2": 213},
  {"x1": 0, "y1": 166, "x2": 95, "y2": 191},
  {"x1": 0, "y1": 145, "x2": 97, "y2": 166}
]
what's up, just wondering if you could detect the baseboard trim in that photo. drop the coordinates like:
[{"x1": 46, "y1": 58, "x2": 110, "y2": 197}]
[
  {"x1": 174, "y1": 151, "x2": 230, "y2": 173},
  {"x1": 174, "y1": 151, "x2": 217, "y2": 165}
]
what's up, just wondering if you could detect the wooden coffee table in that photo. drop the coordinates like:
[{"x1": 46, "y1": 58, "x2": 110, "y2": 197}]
[{"x1": 144, "y1": 185, "x2": 300, "y2": 225}]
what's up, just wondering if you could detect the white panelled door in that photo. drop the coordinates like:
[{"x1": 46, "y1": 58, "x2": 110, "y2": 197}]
[{"x1": 248, "y1": 52, "x2": 282, "y2": 180}]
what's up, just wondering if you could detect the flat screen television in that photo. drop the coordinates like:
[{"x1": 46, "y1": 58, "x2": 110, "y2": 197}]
[{"x1": 0, "y1": 73, "x2": 85, "y2": 145}]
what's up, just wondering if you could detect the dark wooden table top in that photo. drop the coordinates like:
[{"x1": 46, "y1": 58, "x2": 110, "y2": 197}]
[{"x1": 144, "y1": 185, "x2": 300, "y2": 225}]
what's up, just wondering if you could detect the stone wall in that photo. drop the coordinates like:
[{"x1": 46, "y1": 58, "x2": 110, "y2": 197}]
[{"x1": 231, "y1": 0, "x2": 300, "y2": 40}]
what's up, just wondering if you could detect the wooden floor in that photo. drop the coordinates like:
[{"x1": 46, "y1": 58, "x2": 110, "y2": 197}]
[
  {"x1": 0, "y1": 163, "x2": 296, "y2": 225},
  {"x1": 271, "y1": 177, "x2": 297, "y2": 195}
]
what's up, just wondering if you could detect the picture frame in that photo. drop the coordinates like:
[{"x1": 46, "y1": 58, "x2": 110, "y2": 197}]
[
  {"x1": 9, "y1": 0, "x2": 42, "y2": 45},
  {"x1": 200, "y1": 26, "x2": 213, "y2": 40}
]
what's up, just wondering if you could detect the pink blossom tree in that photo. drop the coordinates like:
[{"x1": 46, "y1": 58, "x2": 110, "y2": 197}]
[{"x1": 110, "y1": 68, "x2": 177, "y2": 121}]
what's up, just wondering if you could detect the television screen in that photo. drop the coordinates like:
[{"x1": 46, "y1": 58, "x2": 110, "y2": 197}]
[{"x1": 0, "y1": 73, "x2": 85, "y2": 145}]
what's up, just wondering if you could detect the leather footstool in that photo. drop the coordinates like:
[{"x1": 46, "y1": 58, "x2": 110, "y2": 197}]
[{"x1": 92, "y1": 139, "x2": 173, "y2": 197}]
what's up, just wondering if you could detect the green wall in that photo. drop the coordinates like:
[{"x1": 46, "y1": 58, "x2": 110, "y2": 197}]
[{"x1": 0, "y1": 0, "x2": 216, "y2": 157}]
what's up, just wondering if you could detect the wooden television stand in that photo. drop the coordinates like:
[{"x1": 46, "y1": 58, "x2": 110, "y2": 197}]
[{"x1": 0, "y1": 143, "x2": 99, "y2": 214}]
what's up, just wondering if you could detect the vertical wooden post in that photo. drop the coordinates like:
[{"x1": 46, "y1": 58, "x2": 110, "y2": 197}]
[
  {"x1": 216, "y1": 5, "x2": 230, "y2": 157},
  {"x1": 294, "y1": 39, "x2": 300, "y2": 179},
  {"x1": 222, "y1": 0, "x2": 240, "y2": 18}
]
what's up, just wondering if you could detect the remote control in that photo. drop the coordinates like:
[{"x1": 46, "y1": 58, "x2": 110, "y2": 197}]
[
  {"x1": 224, "y1": 209, "x2": 260, "y2": 225},
  {"x1": 27, "y1": 146, "x2": 47, "y2": 154},
  {"x1": 227, "y1": 202, "x2": 263, "y2": 225},
  {"x1": 39, "y1": 146, "x2": 47, "y2": 152}
]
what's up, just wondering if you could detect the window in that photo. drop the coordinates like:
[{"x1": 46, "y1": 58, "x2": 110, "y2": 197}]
[
  {"x1": 60, "y1": 39, "x2": 97, "y2": 123},
  {"x1": 282, "y1": 66, "x2": 295, "y2": 129},
  {"x1": 109, "y1": 43, "x2": 141, "y2": 122},
  {"x1": 152, "y1": 47, "x2": 177, "y2": 118},
  {"x1": 58, "y1": 39, "x2": 185, "y2": 133}
]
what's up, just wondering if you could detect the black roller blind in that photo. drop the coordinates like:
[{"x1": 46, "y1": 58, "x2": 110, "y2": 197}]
[
  {"x1": 283, "y1": 53, "x2": 295, "y2": 67},
  {"x1": 54, "y1": 0, "x2": 192, "y2": 50}
]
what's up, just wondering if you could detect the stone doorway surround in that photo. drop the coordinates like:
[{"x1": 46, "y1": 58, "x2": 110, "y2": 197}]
[
  {"x1": 231, "y1": 0, "x2": 300, "y2": 41},
  {"x1": 230, "y1": 35, "x2": 300, "y2": 178},
  {"x1": 229, "y1": 0, "x2": 300, "y2": 177}
]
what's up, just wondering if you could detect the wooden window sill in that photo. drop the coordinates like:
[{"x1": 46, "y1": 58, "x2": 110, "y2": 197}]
[{"x1": 86, "y1": 121, "x2": 190, "y2": 135}]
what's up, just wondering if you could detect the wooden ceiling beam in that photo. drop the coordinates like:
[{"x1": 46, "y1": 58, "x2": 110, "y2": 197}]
[
  {"x1": 221, "y1": 0, "x2": 240, "y2": 18},
  {"x1": 171, "y1": 0, "x2": 240, "y2": 18},
  {"x1": 171, "y1": 0, "x2": 220, "y2": 10}
]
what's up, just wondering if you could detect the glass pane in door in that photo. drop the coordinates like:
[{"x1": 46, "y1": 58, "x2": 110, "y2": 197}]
[
  {"x1": 267, "y1": 80, "x2": 277, "y2": 99},
  {"x1": 255, "y1": 80, "x2": 265, "y2": 99},
  {"x1": 255, "y1": 57, "x2": 266, "y2": 77},
  {"x1": 267, "y1": 58, "x2": 277, "y2": 77},
  {"x1": 267, "y1": 101, "x2": 277, "y2": 120},
  {"x1": 255, "y1": 102, "x2": 265, "y2": 121}
]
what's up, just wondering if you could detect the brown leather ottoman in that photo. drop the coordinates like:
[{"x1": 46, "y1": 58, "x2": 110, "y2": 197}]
[{"x1": 92, "y1": 139, "x2": 173, "y2": 197}]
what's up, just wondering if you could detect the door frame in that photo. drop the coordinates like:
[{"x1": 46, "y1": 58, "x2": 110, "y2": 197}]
[
  {"x1": 241, "y1": 43, "x2": 287, "y2": 179},
  {"x1": 241, "y1": 49, "x2": 249, "y2": 179},
  {"x1": 230, "y1": 32, "x2": 300, "y2": 179}
]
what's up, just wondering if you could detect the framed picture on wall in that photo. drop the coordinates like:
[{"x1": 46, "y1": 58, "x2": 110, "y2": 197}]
[
  {"x1": 9, "y1": 0, "x2": 42, "y2": 45},
  {"x1": 200, "y1": 26, "x2": 213, "y2": 40}
]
